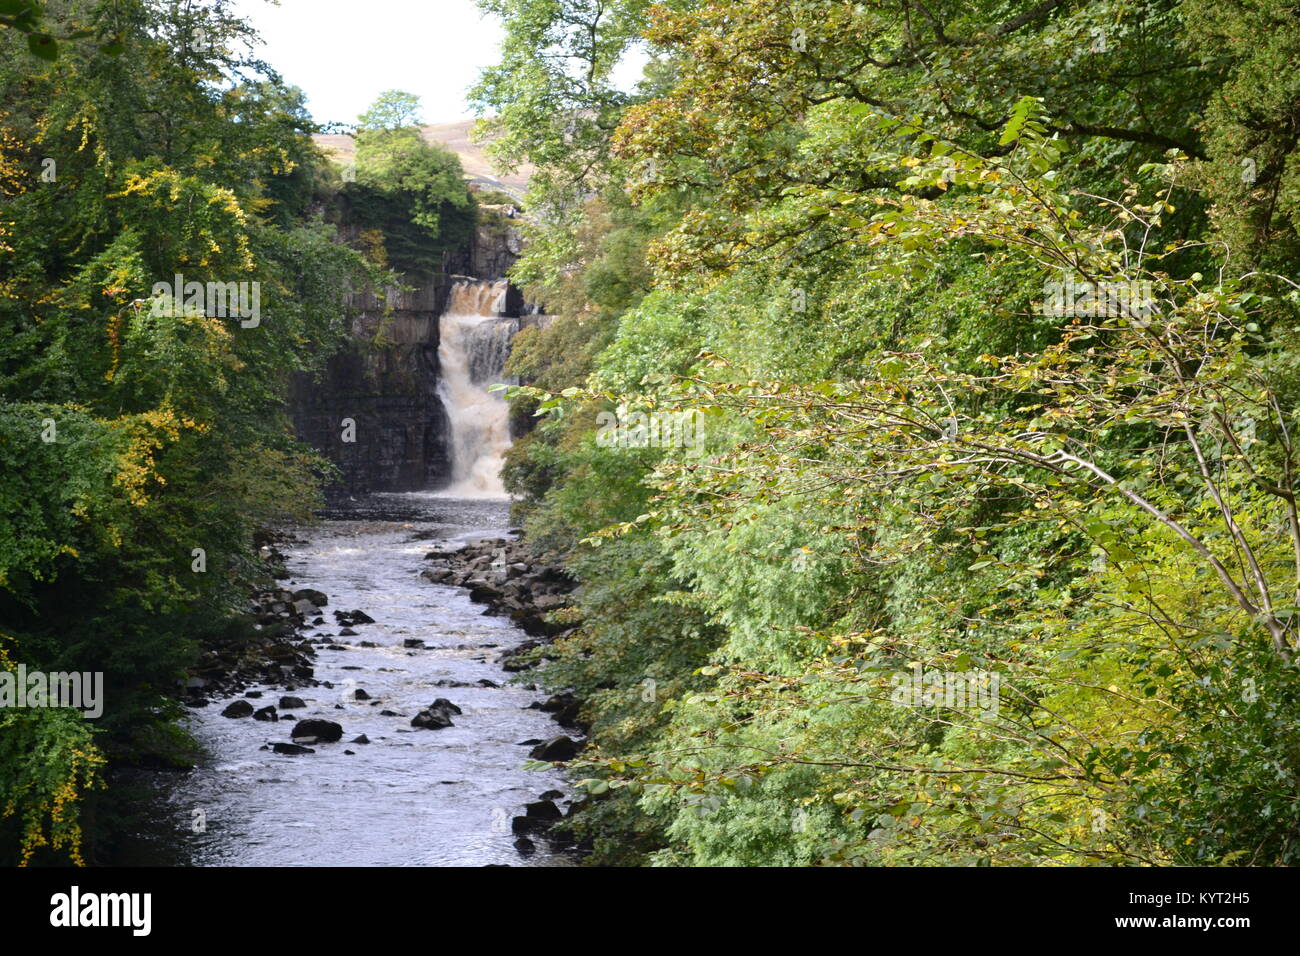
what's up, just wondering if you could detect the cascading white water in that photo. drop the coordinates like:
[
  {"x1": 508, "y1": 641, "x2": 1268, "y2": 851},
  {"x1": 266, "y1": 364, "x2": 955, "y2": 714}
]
[{"x1": 436, "y1": 279, "x2": 519, "y2": 498}]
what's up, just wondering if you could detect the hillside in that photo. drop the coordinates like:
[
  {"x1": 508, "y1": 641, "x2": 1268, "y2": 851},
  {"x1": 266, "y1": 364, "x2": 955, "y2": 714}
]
[{"x1": 315, "y1": 119, "x2": 534, "y2": 199}]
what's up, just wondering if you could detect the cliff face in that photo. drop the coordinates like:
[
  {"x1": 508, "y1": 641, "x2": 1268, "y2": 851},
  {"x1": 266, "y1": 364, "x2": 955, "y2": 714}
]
[
  {"x1": 290, "y1": 279, "x2": 452, "y2": 495},
  {"x1": 468, "y1": 210, "x2": 525, "y2": 281},
  {"x1": 289, "y1": 210, "x2": 525, "y2": 495}
]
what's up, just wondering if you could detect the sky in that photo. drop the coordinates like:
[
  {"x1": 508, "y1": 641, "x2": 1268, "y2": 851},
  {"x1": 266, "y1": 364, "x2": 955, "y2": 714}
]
[
  {"x1": 228, "y1": 0, "x2": 648, "y2": 128},
  {"x1": 229, "y1": 0, "x2": 507, "y2": 127}
]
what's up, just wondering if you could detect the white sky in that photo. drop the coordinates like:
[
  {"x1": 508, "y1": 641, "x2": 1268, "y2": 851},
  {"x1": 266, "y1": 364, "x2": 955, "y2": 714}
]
[
  {"x1": 229, "y1": 0, "x2": 649, "y2": 128},
  {"x1": 229, "y1": 0, "x2": 507, "y2": 126}
]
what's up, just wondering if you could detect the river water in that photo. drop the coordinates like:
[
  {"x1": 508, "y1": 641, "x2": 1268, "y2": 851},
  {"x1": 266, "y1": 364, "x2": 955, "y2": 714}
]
[{"x1": 126, "y1": 493, "x2": 574, "y2": 867}]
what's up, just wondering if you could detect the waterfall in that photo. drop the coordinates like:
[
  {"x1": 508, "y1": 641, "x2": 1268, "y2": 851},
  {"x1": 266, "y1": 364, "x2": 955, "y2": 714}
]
[{"x1": 436, "y1": 279, "x2": 519, "y2": 498}]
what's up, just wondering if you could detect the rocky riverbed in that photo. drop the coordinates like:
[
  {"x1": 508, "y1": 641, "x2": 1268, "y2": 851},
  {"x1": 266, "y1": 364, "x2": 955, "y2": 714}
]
[
  {"x1": 418, "y1": 534, "x2": 591, "y2": 835},
  {"x1": 128, "y1": 494, "x2": 585, "y2": 866}
]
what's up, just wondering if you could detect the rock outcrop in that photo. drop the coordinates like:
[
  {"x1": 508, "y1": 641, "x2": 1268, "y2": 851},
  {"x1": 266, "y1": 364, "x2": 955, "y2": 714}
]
[{"x1": 289, "y1": 278, "x2": 453, "y2": 495}]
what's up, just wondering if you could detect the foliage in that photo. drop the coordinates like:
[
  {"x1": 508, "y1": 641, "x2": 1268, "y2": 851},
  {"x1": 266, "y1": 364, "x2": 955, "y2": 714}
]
[
  {"x1": 337, "y1": 93, "x2": 476, "y2": 274},
  {"x1": 0, "y1": 0, "x2": 370, "y2": 863},
  {"x1": 357, "y1": 89, "x2": 424, "y2": 131},
  {"x1": 483, "y1": 0, "x2": 1300, "y2": 865}
]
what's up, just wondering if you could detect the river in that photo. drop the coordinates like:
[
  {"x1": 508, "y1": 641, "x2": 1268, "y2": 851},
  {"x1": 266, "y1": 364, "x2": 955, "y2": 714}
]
[{"x1": 122, "y1": 493, "x2": 574, "y2": 867}]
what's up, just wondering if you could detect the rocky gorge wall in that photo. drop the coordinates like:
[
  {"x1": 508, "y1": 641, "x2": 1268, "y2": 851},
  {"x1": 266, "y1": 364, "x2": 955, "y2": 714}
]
[{"x1": 289, "y1": 207, "x2": 527, "y2": 495}]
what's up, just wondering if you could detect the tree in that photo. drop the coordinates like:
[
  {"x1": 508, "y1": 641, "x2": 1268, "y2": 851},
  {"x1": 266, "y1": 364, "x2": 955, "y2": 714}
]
[
  {"x1": 0, "y1": 0, "x2": 370, "y2": 863},
  {"x1": 341, "y1": 126, "x2": 475, "y2": 274},
  {"x1": 483, "y1": 0, "x2": 1300, "y2": 866},
  {"x1": 357, "y1": 89, "x2": 425, "y2": 131}
]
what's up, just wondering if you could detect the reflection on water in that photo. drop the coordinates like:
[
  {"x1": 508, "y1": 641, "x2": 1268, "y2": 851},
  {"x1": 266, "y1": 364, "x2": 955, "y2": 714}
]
[{"x1": 121, "y1": 494, "x2": 574, "y2": 867}]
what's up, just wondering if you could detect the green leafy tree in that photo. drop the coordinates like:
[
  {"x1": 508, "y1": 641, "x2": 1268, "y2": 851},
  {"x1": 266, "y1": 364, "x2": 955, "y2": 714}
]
[
  {"x1": 483, "y1": 0, "x2": 1300, "y2": 867},
  {"x1": 358, "y1": 89, "x2": 424, "y2": 131},
  {"x1": 0, "y1": 0, "x2": 370, "y2": 863}
]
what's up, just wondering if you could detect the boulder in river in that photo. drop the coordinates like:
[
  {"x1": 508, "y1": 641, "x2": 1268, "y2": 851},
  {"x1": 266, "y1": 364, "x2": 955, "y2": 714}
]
[
  {"x1": 411, "y1": 709, "x2": 453, "y2": 729},
  {"x1": 272, "y1": 742, "x2": 314, "y2": 755},
  {"x1": 290, "y1": 719, "x2": 343, "y2": 743},
  {"x1": 221, "y1": 700, "x2": 254, "y2": 719},
  {"x1": 279, "y1": 696, "x2": 306, "y2": 709},
  {"x1": 253, "y1": 705, "x2": 278, "y2": 722},
  {"x1": 334, "y1": 609, "x2": 375, "y2": 626},
  {"x1": 529, "y1": 736, "x2": 581, "y2": 761},
  {"x1": 292, "y1": 588, "x2": 329, "y2": 607},
  {"x1": 525, "y1": 799, "x2": 563, "y2": 821},
  {"x1": 512, "y1": 815, "x2": 551, "y2": 834},
  {"x1": 538, "y1": 691, "x2": 583, "y2": 727}
]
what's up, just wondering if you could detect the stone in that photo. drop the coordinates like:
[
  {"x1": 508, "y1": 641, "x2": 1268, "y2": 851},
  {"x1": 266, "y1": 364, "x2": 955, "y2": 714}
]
[
  {"x1": 529, "y1": 736, "x2": 580, "y2": 761},
  {"x1": 292, "y1": 588, "x2": 329, "y2": 607},
  {"x1": 547, "y1": 694, "x2": 583, "y2": 727},
  {"x1": 411, "y1": 708, "x2": 454, "y2": 730},
  {"x1": 272, "y1": 742, "x2": 314, "y2": 755},
  {"x1": 221, "y1": 700, "x2": 254, "y2": 719},
  {"x1": 525, "y1": 800, "x2": 563, "y2": 821},
  {"x1": 290, "y1": 719, "x2": 343, "y2": 743}
]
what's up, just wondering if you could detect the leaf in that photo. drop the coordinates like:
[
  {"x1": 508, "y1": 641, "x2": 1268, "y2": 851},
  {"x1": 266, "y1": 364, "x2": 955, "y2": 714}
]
[{"x1": 27, "y1": 32, "x2": 57, "y2": 60}]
